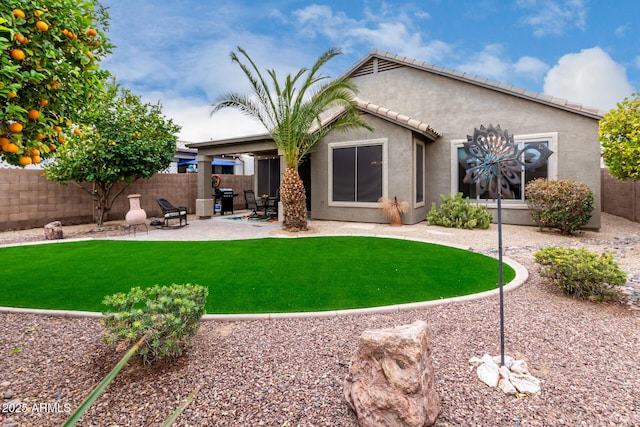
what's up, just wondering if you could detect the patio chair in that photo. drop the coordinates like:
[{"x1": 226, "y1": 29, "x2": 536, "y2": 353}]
[
  {"x1": 243, "y1": 190, "x2": 266, "y2": 218},
  {"x1": 264, "y1": 188, "x2": 279, "y2": 217},
  {"x1": 156, "y1": 198, "x2": 188, "y2": 227}
]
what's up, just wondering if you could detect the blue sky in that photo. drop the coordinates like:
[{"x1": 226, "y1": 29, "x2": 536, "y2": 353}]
[{"x1": 100, "y1": 0, "x2": 639, "y2": 142}]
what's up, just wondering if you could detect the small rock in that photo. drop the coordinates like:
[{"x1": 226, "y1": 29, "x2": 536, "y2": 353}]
[
  {"x1": 0, "y1": 381, "x2": 10, "y2": 389},
  {"x1": 510, "y1": 373, "x2": 541, "y2": 395},
  {"x1": 468, "y1": 356, "x2": 482, "y2": 368},
  {"x1": 477, "y1": 360, "x2": 500, "y2": 388},
  {"x1": 44, "y1": 221, "x2": 63, "y2": 240},
  {"x1": 2, "y1": 390, "x2": 15, "y2": 400},
  {"x1": 498, "y1": 378, "x2": 517, "y2": 395},
  {"x1": 492, "y1": 354, "x2": 514, "y2": 368},
  {"x1": 511, "y1": 359, "x2": 529, "y2": 374}
]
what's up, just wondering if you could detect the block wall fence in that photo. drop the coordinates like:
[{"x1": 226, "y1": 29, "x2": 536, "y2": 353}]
[
  {"x1": 0, "y1": 169, "x2": 637, "y2": 231},
  {"x1": 601, "y1": 168, "x2": 640, "y2": 223},
  {"x1": 0, "y1": 169, "x2": 253, "y2": 231}
]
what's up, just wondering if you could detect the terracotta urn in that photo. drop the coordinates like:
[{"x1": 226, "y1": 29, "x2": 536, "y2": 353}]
[{"x1": 125, "y1": 194, "x2": 147, "y2": 226}]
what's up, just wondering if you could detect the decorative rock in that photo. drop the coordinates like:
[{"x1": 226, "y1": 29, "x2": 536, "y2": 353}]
[
  {"x1": 44, "y1": 221, "x2": 63, "y2": 240},
  {"x1": 468, "y1": 356, "x2": 482, "y2": 368},
  {"x1": 510, "y1": 359, "x2": 529, "y2": 374},
  {"x1": 2, "y1": 390, "x2": 14, "y2": 400},
  {"x1": 0, "y1": 381, "x2": 10, "y2": 390},
  {"x1": 498, "y1": 378, "x2": 517, "y2": 395},
  {"x1": 471, "y1": 354, "x2": 542, "y2": 396},
  {"x1": 492, "y1": 354, "x2": 514, "y2": 369},
  {"x1": 509, "y1": 373, "x2": 541, "y2": 395},
  {"x1": 344, "y1": 320, "x2": 439, "y2": 427},
  {"x1": 477, "y1": 360, "x2": 500, "y2": 388}
]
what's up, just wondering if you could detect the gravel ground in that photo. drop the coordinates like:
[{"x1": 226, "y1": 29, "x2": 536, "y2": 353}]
[{"x1": 1, "y1": 214, "x2": 639, "y2": 427}]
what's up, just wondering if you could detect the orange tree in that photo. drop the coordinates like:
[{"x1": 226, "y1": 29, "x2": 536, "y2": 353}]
[
  {"x1": 44, "y1": 82, "x2": 181, "y2": 226},
  {"x1": 1, "y1": 0, "x2": 111, "y2": 166}
]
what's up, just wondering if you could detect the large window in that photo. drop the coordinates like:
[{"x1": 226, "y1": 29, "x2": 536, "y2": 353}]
[
  {"x1": 451, "y1": 132, "x2": 558, "y2": 205},
  {"x1": 329, "y1": 139, "x2": 386, "y2": 206}
]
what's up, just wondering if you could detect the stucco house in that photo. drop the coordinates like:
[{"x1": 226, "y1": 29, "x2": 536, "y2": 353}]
[{"x1": 188, "y1": 50, "x2": 605, "y2": 228}]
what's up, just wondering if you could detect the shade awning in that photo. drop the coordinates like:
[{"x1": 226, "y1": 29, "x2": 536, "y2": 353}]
[{"x1": 178, "y1": 159, "x2": 240, "y2": 166}]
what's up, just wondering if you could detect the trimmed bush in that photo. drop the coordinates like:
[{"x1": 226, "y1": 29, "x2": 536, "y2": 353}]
[
  {"x1": 533, "y1": 246, "x2": 627, "y2": 301},
  {"x1": 102, "y1": 283, "x2": 208, "y2": 364},
  {"x1": 525, "y1": 178, "x2": 594, "y2": 235},
  {"x1": 427, "y1": 193, "x2": 493, "y2": 229}
]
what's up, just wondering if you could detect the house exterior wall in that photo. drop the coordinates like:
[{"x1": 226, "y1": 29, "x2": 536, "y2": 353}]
[
  {"x1": 311, "y1": 114, "x2": 430, "y2": 224},
  {"x1": 348, "y1": 66, "x2": 602, "y2": 228}
]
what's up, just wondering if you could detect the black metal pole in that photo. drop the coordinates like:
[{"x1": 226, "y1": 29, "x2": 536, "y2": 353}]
[{"x1": 497, "y1": 179, "x2": 505, "y2": 367}]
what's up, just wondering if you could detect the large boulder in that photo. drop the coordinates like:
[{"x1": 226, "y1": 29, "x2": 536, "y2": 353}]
[
  {"x1": 344, "y1": 320, "x2": 439, "y2": 427},
  {"x1": 43, "y1": 221, "x2": 63, "y2": 240}
]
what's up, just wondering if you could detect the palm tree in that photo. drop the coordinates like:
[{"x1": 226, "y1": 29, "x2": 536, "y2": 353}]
[{"x1": 212, "y1": 47, "x2": 372, "y2": 231}]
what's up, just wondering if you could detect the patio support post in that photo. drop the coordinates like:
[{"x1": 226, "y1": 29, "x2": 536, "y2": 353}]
[{"x1": 195, "y1": 155, "x2": 213, "y2": 218}]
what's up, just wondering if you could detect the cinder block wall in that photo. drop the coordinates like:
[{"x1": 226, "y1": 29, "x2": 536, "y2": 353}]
[
  {"x1": 601, "y1": 168, "x2": 640, "y2": 222},
  {"x1": 0, "y1": 170, "x2": 254, "y2": 231}
]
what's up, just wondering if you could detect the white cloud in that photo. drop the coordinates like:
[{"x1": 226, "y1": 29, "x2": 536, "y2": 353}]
[
  {"x1": 517, "y1": 0, "x2": 587, "y2": 37},
  {"x1": 543, "y1": 47, "x2": 634, "y2": 110},
  {"x1": 160, "y1": 98, "x2": 265, "y2": 142},
  {"x1": 455, "y1": 44, "x2": 549, "y2": 84}
]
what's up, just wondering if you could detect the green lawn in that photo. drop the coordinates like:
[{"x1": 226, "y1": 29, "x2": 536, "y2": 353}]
[{"x1": 0, "y1": 236, "x2": 515, "y2": 313}]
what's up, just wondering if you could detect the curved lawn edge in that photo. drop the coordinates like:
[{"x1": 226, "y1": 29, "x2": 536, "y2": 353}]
[{"x1": 0, "y1": 233, "x2": 528, "y2": 320}]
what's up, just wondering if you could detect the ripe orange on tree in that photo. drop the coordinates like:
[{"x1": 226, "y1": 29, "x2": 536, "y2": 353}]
[
  {"x1": 9, "y1": 122, "x2": 23, "y2": 133},
  {"x1": 86, "y1": 28, "x2": 98, "y2": 37},
  {"x1": 0, "y1": 137, "x2": 9, "y2": 149},
  {"x1": 19, "y1": 156, "x2": 32, "y2": 166},
  {"x1": 35, "y1": 21, "x2": 49, "y2": 31},
  {"x1": 32, "y1": 155, "x2": 41, "y2": 164},
  {"x1": 57, "y1": 135, "x2": 65, "y2": 143},
  {"x1": 10, "y1": 49, "x2": 25, "y2": 61},
  {"x1": 12, "y1": 9, "x2": 26, "y2": 19},
  {"x1": 54, "y1": 126, "x2": 62, "y2": 133},
  {"x1": 5, "y1": 143, "x2": 20, "y2": 153},
  {"x1": 28, "y1": 110, "x2": 40, "y2": 120},
  {"x1": 8, "y1": 92, "x2": 17, "y2": 99},
  {"x1": 39, "y1": 98, "x2": 48, "y2": 106}
]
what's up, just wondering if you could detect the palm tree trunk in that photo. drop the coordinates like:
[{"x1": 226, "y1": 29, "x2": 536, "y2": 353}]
[{"x1": 280, "y1": 167, "x2": 308, "y2": 231}]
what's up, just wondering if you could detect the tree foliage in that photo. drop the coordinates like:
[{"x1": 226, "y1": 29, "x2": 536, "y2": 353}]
[
  {"x1": 44, "y1": 82, "x2": 180, "y2": 226},
  {"x1": 212, "y1": 47, "x2": 372, "y2": 231},
  {"x1": 599, "y1": 92, "x2": 640, "y2": 181},
  {"x1": 1, "y1": 0, "x2": 112, "y2": 166}
]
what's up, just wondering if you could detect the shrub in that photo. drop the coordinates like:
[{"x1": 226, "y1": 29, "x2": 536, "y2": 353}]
[
  {"x1": 102, "y1": 283, "x2": 208, "y2": 364},
  {"x1": 427, "y1": 193, "x2": 493, "y2": 229},
  {"x1": 533, "y1": 247, "x2": 627, "y2": 301},
  {"x1": 525, "y1": 178, "x2": 594, "y2": 235}
]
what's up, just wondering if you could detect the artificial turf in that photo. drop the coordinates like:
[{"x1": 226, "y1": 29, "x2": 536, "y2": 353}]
[{"x1": 0, "y1": 236, "x2": 515, "y2": 314}]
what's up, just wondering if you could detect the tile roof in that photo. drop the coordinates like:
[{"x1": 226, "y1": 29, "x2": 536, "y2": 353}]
[
  {"x1": 346, "y1": 50, "x2": 606, "y2": 120},
  {"x1": 309, "y1": 98, "x2": 441, "y2": 141},
  {"x1": 354, "y1": 98, "x2": 441, "y2": 140}
]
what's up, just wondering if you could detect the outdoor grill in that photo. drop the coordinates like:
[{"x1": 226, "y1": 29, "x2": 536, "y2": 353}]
[{"x1": 214, "y1": 188, "x2": 237, "y2": 215}]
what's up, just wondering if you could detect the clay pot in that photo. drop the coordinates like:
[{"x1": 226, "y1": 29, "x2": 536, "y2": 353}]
[{"x1": 125, "y1": 194, "x2": 147, "y2": 226}]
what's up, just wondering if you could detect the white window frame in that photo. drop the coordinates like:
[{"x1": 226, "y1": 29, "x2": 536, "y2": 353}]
[
  {"x1": 450, "y1": 132, "x2": 558, "y2": 209},
  {"x1": 328, "y1": 138, "x2": 388, "y2": 207}
]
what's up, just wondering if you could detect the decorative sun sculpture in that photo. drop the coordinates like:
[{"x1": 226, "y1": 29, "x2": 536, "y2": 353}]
[
  {"x1": 458, "y1": 124, "x2": 553, "y2": 367},
  {"x1": 460, "y1": 124, "x2": 553, "y2": 199}
]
